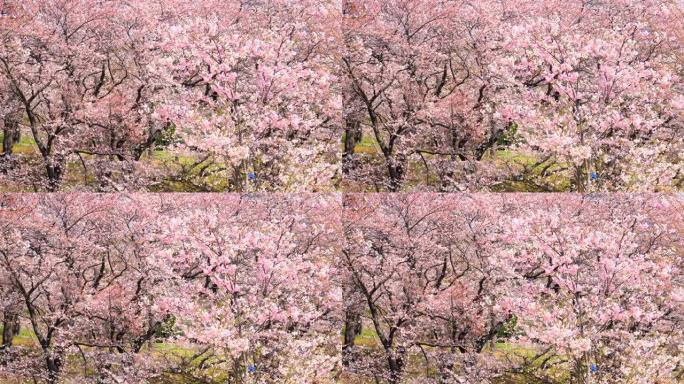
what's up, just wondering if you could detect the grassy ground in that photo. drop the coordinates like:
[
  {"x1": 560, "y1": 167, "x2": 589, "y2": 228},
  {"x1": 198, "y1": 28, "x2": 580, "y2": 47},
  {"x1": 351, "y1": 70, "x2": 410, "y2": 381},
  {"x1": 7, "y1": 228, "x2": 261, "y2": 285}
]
[
  {"x1": 351, "y1": 135, "x2": 382, "y2": 155},
  {"x1": 343, "y1": 133, "x2": 575, "y2": 192},
  {"x1": 3, "y1": 326, "x2": 36, "y2": 348},
  {"x1": 343, "y1": 325, "x2": 582, "y2": 384},
  {"x1": 0, "y1": 132, "x2": 232, "y2": 191},
  {"x1": 0, "y1": 131, "x2": 342, "y2": 192},
  {"x1": 0, "y1": 324, "x2": 214, "y2": 383},
  {"x1": 346, "y1": 326, "x2": 683, "y2": 383},
  {"x1": 2, "y1": 135, "x2": 36, "y2": 155},
  {"x1": 6, "y1": 132, "x2": 680, "y2": 192},
  {"x1": 0, "y1": 325, "x2": 336, "y2": 383},
  {"x1": 346, "y1": 133, "x2": 684, "y2": 192},
  {"x1": 4, "y1": 325, "x2": 683, "y2": 383}
]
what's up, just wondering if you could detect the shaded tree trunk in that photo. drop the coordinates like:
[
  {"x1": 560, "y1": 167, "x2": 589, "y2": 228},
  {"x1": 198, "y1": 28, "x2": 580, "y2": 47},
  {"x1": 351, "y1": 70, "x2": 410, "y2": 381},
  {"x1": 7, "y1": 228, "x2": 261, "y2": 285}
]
[
  {"x1": 342, "y1": 119, "x2": 362, "y2": 174},
  {"x1": 385, "y1": 153, "x2": 406, "y2": 192},
  {"x1": 44, "y1": 348, "x2": 64, "y2": 384},
  {"x1": 2, "y1": 110, "x2": 21, "y2": 155},
  {"x1": 574, "y1": 159, "x2": 592, "y2": 193},
  {"x1": 341, "y1": 4, "x2": 363, "y2": 177},
  {"x1": 44, "y1": 155, "x2": 65, "y2": 192},
  {"x1": 342, "y1": 301, "x2": 362, "y2": 366},
  {"x1": 385, "y1": 347, "x2": 406, "y2": 384},
  {"x1": 1, "y1": 311, "x2": 20, "y2": 348},
  {"x1": 341, "y1": 196, "x2": 363, "y2": 365}
]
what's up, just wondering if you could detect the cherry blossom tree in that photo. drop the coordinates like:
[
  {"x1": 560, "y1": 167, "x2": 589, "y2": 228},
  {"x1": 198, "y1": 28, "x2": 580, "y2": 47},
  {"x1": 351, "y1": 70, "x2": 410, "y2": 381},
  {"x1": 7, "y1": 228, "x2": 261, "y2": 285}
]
[
  {"x1": 341, "y1": 0, "x2": 684, "y2": 192},
  {"x1": 0, "y1": 194, "x2": 171, "y2": 383},
  {"x1": 499, "y1": 194, "x2": 684, "y2": 383},
  {"x1": 0, "y1": 0, "x2": 342, "y2": 192},
  {"x1": 341, "y1": 193, "x2": 684, "y2": 383},
  {"x1": 342, "y1": 0, "x2": 507, "y2": 191},
  {"x1": 342, "y1": 194, "x2": 516, "y2": 383},
  {"x1": 153, "y1": 0, "x2": 342, "y2": 192},
  {"x1": 492, "y1": 0, "x2": 684, "y2": 192},
  {"x1": 0, "y1": 80, "x2": 22, "y2": 157},
  {"x1": 0, "y1": 195, "x2": 26, "y2": 351},
  {"x1": 151, "y1": 194, "x2": 343, "y2": 383},
  {"x1": 0, "y1": 193, "x2": 342, "y2": 383},
  {"x1": 0, "y1": 193, "x2": 681, "y2": 383},
  {"x1": 0, "y1": 0, "x2": 172, "y2": 191},
  {"x1": 3, "y1": 0, "x2": 682, "y2": 192}
]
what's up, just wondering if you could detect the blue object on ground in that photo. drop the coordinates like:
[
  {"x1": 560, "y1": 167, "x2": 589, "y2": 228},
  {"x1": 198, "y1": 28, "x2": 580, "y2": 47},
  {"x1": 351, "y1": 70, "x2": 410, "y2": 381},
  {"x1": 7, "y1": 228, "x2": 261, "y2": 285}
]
[{"x1": 248, "y1": 172, "x2": 256, "y2": 181}]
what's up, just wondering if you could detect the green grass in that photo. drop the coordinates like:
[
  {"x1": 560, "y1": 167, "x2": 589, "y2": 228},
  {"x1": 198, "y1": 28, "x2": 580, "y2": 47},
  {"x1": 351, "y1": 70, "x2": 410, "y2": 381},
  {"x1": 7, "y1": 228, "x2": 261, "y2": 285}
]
[
  {"x1": 493, "y1": 373, "x2": 552, "y2": 384},
  {"x1": 348, "y1": 327, "x2": 578, "y2": 384},
  {"x1": 14, "y1": 327, "x2": 35, "y2": 347},
  {"x1": 489, "y1": 149, "x2": 537, "y2": 164},
  {"x1": 352, "y1": 135, "x2": 382, "y2": 155},
  {"x1": 1, "y1": 326, "x2": 333, "y2": 384},
  {"x1": 491, "y1": 342, "x2": 537, "y2": 357},
  {"x1": 0, "y1": 326, "x2": 220, "y2": 383},
  {"x1": 344, "y1": 134, "x2": 575, "y2": 191},
  {"x1": 0, "y1": 132, "x2": 234, "y2": 191},
  {"x1": 0, "y1": 325, "x2": 37, "y2": 347},
  {"x1": 148, "y1": 149, "x2": 197, "y2": 165},
  {"x1": 352, "y1": 327, "x2": 380, "y2": 348},
  {"x1": 346, "y1": 133, "x2": 684, "y2": 192},
  {"x1": 342, "y1": 132, "x2": 382, "y2": 155},
  {"x1": 1, "y1": 133, "x2": 190, "y2": 164},
  {"x1": 150, "y1": 341, "x2": 198, "y2": 359},
  {"x1": 0, "y1": 134, "x2": 36, "y2": 155}
]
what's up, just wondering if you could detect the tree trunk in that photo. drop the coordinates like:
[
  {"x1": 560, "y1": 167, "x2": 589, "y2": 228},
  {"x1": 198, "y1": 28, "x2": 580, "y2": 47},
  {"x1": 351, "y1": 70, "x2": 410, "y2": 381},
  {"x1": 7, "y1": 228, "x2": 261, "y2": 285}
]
[
  {"x1": 1, "y1": 311, "x2": 20, "y2": 348},
  {"x1": 2, "y1": 112, "x2": 21, "y2": 155},
  {"x1": 572, "y1": 353, "x2": 592, "y2": 384},
  {"x1": 574, "y1": 160, "x2": 591, "y2": 193},
  {"x1": 341, "y1": 251, "x2": 362, "y2": 366},
  {"x1": 44, "y1": 347, "x2": 64, "y2": 384},
  {"x1": 386, "y1": 154, "x2": 406, "y2": 192},
  {"x1": 342, "y1": 304, "x2": 362, "y2": 366},
  {"x1": 386, "y1": 348, "x2": 405, "y2": 384},
  {"x1": 45, "y1": 155, "x2": 65, "y2": 192},
  {"x1": 342, "y1": 119, "x2": 362, "y2": 174}
]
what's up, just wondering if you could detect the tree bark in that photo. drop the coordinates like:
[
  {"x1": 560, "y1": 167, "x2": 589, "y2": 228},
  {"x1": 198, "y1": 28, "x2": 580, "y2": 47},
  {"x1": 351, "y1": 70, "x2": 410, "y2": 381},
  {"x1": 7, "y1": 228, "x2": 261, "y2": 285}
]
[
  {"x1": 1, "y1": 311, "x2": 20, "y2": 348},
  {"x1": 386, "y1": 154, "x2": 406, "y2": 192},
  {"x1": 44, "y1": 155, "x2": 65, "y2": 192},
  {"x1": 385, "y1": 347, "x2": 405, "y2": 384},
  {"x1": 342, "y1": 300, "x2": 362, "y2": 366},
  {"x1": 2, "y1": 110, "x2": 21, "y2": 155},
  {"x1": 342, "y1": 119, "x2": 362, "y2": 174},
  {"x1": 43, "y1": 346, "x2": 64, "y2": 384}
]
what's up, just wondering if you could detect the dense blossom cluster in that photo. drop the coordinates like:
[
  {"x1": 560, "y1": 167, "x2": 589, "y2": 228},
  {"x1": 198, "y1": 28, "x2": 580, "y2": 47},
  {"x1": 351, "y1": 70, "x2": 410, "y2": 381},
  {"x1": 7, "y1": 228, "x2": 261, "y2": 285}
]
[
  {"x1": 342, "y1": 193, "x2": 683, "y2": 383},
  {"x1": 0, "y1": 194, "x2": 342, "y2": 383},
  {"x1": 0, "y1": 0, "x2": 682, "y2": 191},
  {"x1": 0, "y1": 1, "x2": 682, "y2": 383},
  {"x1": 0, "y1": 193, "x2": 681, "y2": 383},
  {"x1": 0, "y1": 0, "x2": 340, "y2": 191},
  {"x1": 342, "y1": 0, "x2": 684, "y2": 191}
]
